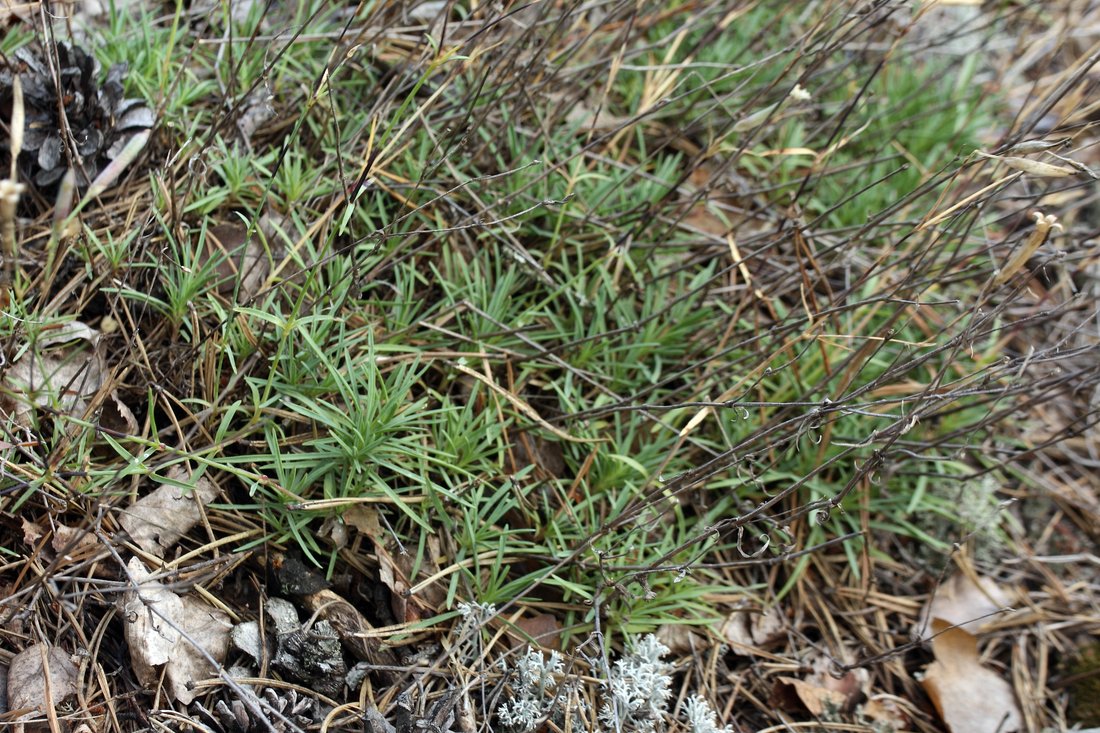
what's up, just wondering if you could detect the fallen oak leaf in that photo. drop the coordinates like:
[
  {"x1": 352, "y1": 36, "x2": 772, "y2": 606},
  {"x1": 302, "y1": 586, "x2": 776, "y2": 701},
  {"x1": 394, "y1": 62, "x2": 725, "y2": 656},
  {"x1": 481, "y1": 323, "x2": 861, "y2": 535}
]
[
  {"x1": 121, "y1": 557, "x2": 231, "y2": 704},
  {"x1": 916, "y1": 572, "x2": 1014, "y2": 641},
  {"x1": 122, "y1": 557, "x2": 184, "y2": 684},
  {"x1": 772, "y1": 676, "x2": 849, "y2": 717},
  {"x1": 7, "y1": 643, "x2": 78, "y2": 729},
  {"x1": 921, "y1": 619, "x2": 1023, "y2": 733},
  {"x1": 118, "y1": 465, "x2": 220, "y2": 558},
  {"x1": 3, "y1": 319, "x2": 105, "y2": 428}
]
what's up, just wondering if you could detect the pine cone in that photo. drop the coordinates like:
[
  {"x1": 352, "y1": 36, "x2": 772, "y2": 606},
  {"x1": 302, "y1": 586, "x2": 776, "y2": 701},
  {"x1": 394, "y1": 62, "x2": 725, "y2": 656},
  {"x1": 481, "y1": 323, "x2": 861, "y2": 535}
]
[
  {"x1": 191, "y1": 687, "x2": 317, "y2": 733},
  {"x1": 0, "y1": 42, "x2": 154, "y2": 190}
]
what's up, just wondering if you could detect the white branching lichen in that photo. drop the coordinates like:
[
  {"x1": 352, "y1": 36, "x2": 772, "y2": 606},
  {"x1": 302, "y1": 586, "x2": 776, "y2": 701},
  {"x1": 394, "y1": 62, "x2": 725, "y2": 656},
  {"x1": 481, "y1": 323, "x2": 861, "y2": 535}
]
[
  {"x1": 684, "y1": 696, "x2": 733, "y2": 733},
  {"x1": 598, "y1": 634, "x2": 673, "y2": 733},
  {"x1": 497, "y1": 648, "x2": 572, "y2": 732},
  {"x1": 496, "y1": 634, "x2": 732, "y2": 733}
]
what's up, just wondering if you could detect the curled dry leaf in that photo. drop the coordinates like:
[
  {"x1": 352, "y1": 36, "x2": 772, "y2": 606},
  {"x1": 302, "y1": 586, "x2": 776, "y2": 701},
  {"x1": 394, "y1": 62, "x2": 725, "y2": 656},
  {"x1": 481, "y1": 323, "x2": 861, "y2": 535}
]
[
  {"x1": 346, "y1": 504, "x2": 446, "y2": 623},
  {"x1": 808, "y1": 654, "x2": 867, "y2": 702},
  {"x1": 21, "y1": 518, "x2": 45, "y2": 548},
  {"x1": 772, "y1": 676, "x2": 849, "y2": 717},
  {"x1": 772, "y1": 653, "x2": 867, "y2": 716},
  {"x1": 3, "y1": 320, "x2": 105, "y2": 428},
  {"x1": 204, "y1": 218, "x2": 274, "y2": 300},
  {"x1": 118, "y1": 465, "x2": 220, "y2": 557},
  {"x1": 301, "y1": 588, "x2": 397, "y2": 669},
  {"x1": 122, "y1": 557, "x2": 231, "y2": 704},
  {"x1": 916, "y1": 572, "x2": 1014, "y2": 641},
  {"x1": 511, "y1": 613, "x2": 563, "y2": 651},
  {"x1": 992, "y1": 211, "x2": 1062, "y2": 287},
  {"x1": 721, "y1": 605, "x2": 786, "y2": 651},
  {"x1": 7, "y1": 643, "x2": 78, "y2": 722},
  {"x1": 20, "y1": 519, "x2": 103, "y2": 567},
  {"x1": 319, "y1": 514, "x2": 348, "y2": 549},
  {"x1": 921, "y1": 619, "x2": 1023, "y2": 733},
  {"x1": 101, "y1": 390, "x2": 139, "y2": 435},
  {"x1": 976, "y1": 150, "x2": 1076, "y2": 177}
]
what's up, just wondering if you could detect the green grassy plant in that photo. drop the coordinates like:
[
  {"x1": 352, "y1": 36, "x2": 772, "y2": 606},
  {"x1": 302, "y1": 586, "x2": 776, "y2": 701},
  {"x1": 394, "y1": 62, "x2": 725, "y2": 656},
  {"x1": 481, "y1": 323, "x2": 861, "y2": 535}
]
[{"x1": 1, "y1": 2, "x2": 1094, "y2": 731}]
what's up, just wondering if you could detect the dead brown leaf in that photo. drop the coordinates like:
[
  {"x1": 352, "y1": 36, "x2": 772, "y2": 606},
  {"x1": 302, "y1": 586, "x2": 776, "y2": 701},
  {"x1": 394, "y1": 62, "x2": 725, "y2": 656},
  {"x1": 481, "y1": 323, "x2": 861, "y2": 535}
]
[
  {"x1": 118, "y1": 465, "x2": 220, "y2": 557},
  {"x1": 51, "y1": 524, "x2": 101, "y2": 563},
  {"x1": 21, "y1": 518, "x2": 44, "y2": 548},
  {"x1": 344, "y1": 503, "x2": 384, "y2": 540},
  {"x1": 772, "y1": 653, "x2": 867, "y2": 716},
  {"x1": 4, "y1": 320, "x2": 105, "y2": 428},
  {"x1": 655, "y1": 623, "x2": 702, "y2": 657},
  {"x1": 7, "y1": 643, "x2": 78, "y2": 723},
  {"x1": 375, "y1": 542, "x2": 427, "y2": 623},
  {"x1": 20, "y1": 519, "x2": 102, "y2": 568},
  {"x1": 205, "y1": 219, "x2": 272, "y2": 299},
  {"x1": 859, "y1": 696, "x2": 910, "y2": 730},
  {"x1": 122, "y1": 557, "x2": 231, "y2": 704},
  {"x1": 921, "y1": 620, "x2": 1023, "y2": 733},
  {"x1": 721, "y1": 605, "x2": 787, "y2": 651},
  {"x1": 100, "y1": 390, "x2": 139, "y2": 435},
  {"x1": 916, "y1": 572, "x2": 1014, "y2": 641},
  {"x1": 169, "y1": 595, "x2": 232, "y2": 703},
  {"x1": 510, "y1": 613, "x2": 563, "y2": 651},
  {"x1": 123, "y1": 557, "x2": 185, "y2": 685},
  {"x1": 772, "y1": 676, "x2": 849, "y2": 717},
  {"x1": 301, "y1": 588, "x2": 398, "y2": 667},
  {"x1": 365, "y1": 523, "x2": 446, "y2": 624},
  {"x1": 319, "y1": 514, "x2": 348, "y2": 549}
]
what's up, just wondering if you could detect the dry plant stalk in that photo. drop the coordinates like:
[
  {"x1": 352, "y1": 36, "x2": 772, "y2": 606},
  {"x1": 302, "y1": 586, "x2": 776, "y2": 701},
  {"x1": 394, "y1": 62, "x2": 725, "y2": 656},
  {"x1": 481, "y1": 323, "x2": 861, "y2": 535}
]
[
  {"x1": 0, "y1": 179, "x2": 24, "y2": 288},
  {"x1": 993, "y1": 211, "x2": 1062, "y2": 287},
  {"x1": 9, "y1": 74, "x2": 23, "y2": 179},
  {"x1": 3, "y1": 75, "x2": 26, "y2": 288}
]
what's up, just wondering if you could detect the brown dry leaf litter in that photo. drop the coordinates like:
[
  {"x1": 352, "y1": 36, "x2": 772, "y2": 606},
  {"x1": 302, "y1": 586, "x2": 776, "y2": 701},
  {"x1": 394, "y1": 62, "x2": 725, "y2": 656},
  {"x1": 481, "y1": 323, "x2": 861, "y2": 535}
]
[
  {"x1": 118, "y1": 465, "x2": 220, "y2": 558},
  {"x1": 921, "y1": 619, "x2": 1024, "y2": 733},
  {"x1": 721, "y1": 605, "x2": 787, "y2": 651},
  {"x1": 772, "y1": 653, "x2": 868, "y2": 718},
  {"x1": 21, "y1": 518, "x2": 103, "y2": 567},
  {"x1": 122, "y1": 557, "x2": 231, "y2": 705},
  {"x1": 7, "y1": 643, "x2": 78, "y2": 730},
  {"x1": 3, "y1": 320, "x2": 104, "y2": 426},
  {"x1": 916, "y1": 572, "x2": 1016, "y2": 641}
]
